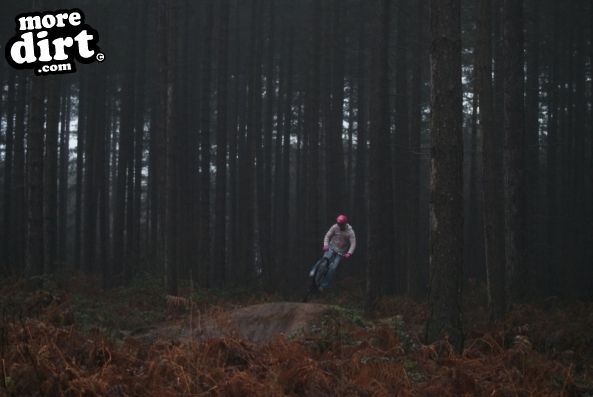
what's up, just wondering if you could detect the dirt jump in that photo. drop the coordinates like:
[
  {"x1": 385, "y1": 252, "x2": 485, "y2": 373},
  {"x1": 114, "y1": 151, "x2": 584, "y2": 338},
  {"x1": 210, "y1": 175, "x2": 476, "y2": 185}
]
[
  {"x1": 142, "y1": 301, "x2": 335, "y2": 345},
  {"x1": 227, "y1": 302, "x2": 332, "y2": 343}
]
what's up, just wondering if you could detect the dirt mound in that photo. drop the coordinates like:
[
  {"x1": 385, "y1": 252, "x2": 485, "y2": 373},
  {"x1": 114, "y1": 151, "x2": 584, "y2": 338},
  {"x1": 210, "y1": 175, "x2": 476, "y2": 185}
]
[
  {"x1": 228, "y1": 302, "x2": 332, "y2": 343},
  {"x1": 140, "y1": 301, "x2": 333, "y2": 344}
]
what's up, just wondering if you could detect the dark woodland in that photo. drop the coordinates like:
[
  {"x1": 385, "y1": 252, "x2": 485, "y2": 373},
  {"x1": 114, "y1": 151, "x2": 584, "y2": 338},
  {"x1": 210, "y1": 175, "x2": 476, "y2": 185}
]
[{"x1": 0, "y1": 0, "x2": 592, "y2": 395}]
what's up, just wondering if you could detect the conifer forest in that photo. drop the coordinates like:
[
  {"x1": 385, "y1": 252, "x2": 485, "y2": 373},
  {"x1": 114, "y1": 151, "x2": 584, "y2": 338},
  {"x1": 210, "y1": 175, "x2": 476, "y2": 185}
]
[{"x1": 0, "y1": 0, "x2": 592, "y2": 395}]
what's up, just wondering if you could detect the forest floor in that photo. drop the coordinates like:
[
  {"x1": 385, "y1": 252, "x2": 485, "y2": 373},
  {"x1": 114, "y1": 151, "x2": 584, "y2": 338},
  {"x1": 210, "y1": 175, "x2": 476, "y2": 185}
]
[{"x1": 1, "y1": 275, "x2": 593, "y2": 396}]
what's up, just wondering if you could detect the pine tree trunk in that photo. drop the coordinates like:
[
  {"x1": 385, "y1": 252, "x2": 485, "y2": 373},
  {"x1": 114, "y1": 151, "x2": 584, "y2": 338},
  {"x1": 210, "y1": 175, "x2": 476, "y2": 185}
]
[
  {"x1": 367, "y1": 0, "x2": 394, "y2": 313},
  {"x1": 393, "y1": 0, "x2": 410, "y2": 295},
  {"x1": 524, "y1": 0, "x2": 540, "y2": 294},
  {"x1": 43, "y1": 76, "x2": 60, "y2": 275},
  {"x1": 2, "y1": 71, "x2": 16, "y2": 273},
  {"x1": 238, "y1": 0, "x2": 262, "y2": 283},
  {"x1": 27, "y1": 76, "x2": 46, "y2": 278},
  {"x1": 408, "y1": 0, "x2": 425, "y2": 298},
  {"x1": 589, "y1": 0, "x2": 593, "y2": 292},
  {"x1": 228, "y1": 0, "x2": 242, "y2": 283},
  {"x1": 75, "y1": 73, "x2": 86, "y2": 272},
  {"x1": 213, "y1": 0, "x2": 230, "y2": 287},
  {"x1": 304, "y1": 0, "x2": 322, "y2": 265},
  {"x1": 259, "y1": 0, "x2": 275, "y2": 289},
  {"x1": 545, "y1": 0, "x2": 560, "y2": 294},
  {"x1": 280, "y1": 17, "x2": 294, "y2": 289},
  {"x1": 113, "y1": 16, "x2": 137, "y2": 282},
  {"x1": 503, "y1": 0, "x2": 526, "y2": 301},
  {"x1": 13, "y1": 75, "x2": 27, "y2": 274},
  {"x1": 353, "y1": 0, "x2": 369, "y2": 275},
  {"x1": 325, "y1": 0, "x2": 346, "y2": 219},
  {"x1": 425, "y1": 0, "x2": 464, "y2": 351},
  {"x1": 131, "y1": 3, "x2": 148, "y2": 282},
  {"x1": 58, "y1": 85, "x2": 71, "y2": 270},
  {"x1": 571, "y1": 0, "x2": 587, "y2": 295},
  {"x1": 477, "y1": 0, "x2": 506, "y2": 322}
]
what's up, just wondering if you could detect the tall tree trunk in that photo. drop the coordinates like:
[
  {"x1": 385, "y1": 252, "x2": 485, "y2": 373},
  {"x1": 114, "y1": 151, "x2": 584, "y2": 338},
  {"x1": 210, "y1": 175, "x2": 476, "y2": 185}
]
[
  {"x1": 228, "y1": 0, "x2": 242, "y2": 284},
  {"x1": 44, "y1": 76, "x2": 60, "y2": 275},
  {"x1": 478, "y1": 0, "x2": 507, "y2": 322},
  {"x1": 353, "y1": 0, "x2": 369, "y2": 272},
  {"x1": 27, "y1": 77, "x2": 45, "y2": 278},
  {"x1": 503, "y1": 0, "x2": 526, "y2": 301},
  {"x1": 199, "y1": 0, "x2": 214, "y2": 286},
  {"x1": 131, "y1": 1, "x2": 148, "y2": 283},
  {"x1": 279, "y1": 16, "x2": 294, "y2": 289},
  {"x1": 589, "y1": 0, "x2": 593, "y2": 295},
  {"x1": 113, "y1": 8, "x2": 138, "y2": 283},
  {"x1": 83, "y1": 69, "x2": 100, "y2": 275},
  {"x1": 75, "y1": 73, "x2": 86, "y2": 272},
  {"x1": 259, "y1": 0, "x2": 275, "y2": 289},
  {"x1": 571, "y1": 0, "x2": 587, "y2": 295},
  {"x1": 238, "y1": 0, "x2": 261, "y2": 283},
  {"x1": 408, "y1": 0, "x2": 426, "y2": 298},
  {"x1": 175, "y1": 0, "x2": 194, "y2": 280},
  {"x1": 425, "y1": 0, "x2": 464, "y2": 352},
  {"x1": 2, "y1": 71, "x2": 16, "y2": 274},
  {"x1": 98, "y1": 77, "x2": 110, "y2": 288},
  {"x1": 58, "y1": 84, "x2": 71, "y2": 270},
  {"x1": 524, "y1": 0, "x2": 540, "y2": 295},
  {"x1": 465, "y1": 70, "x2": 485, "y2": 281},
  {"x1": 326, "y1": 0, "x2": 346, "y2": 219},
  {"x1": 13, "y1": 75, "x2": 27, "y2": 275},
  {"x1": 213, "y1": 0, "x2": 230, "y2": 287},
  {"x1": 545, "y1": 0, "x2": 560, "y2": 294},
  {"x1": 151, "y1": 0, "x2": 179, "y2": 295},
  {"x1": 393, "y1": 0, "x2": 410, "y2": 295},
  {"x1": 304, "y1": 0, "x2": 322, "y2": 266},
  {"x1": 367, "y1": 0, "x2": 394, "y2": 313}
]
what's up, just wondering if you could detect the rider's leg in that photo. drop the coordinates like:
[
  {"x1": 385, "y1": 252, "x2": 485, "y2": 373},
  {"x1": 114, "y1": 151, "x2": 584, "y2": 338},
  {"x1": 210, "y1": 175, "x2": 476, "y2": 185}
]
[{"x1": 319, "y1": 253, "x2": 342, "y2": 290}]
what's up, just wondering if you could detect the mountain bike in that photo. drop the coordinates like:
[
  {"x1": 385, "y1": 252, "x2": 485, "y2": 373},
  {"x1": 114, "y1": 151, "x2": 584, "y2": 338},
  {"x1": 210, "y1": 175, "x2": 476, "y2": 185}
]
[{"x1": 302, "y1": 250, "x2": 342, "y2": 302}]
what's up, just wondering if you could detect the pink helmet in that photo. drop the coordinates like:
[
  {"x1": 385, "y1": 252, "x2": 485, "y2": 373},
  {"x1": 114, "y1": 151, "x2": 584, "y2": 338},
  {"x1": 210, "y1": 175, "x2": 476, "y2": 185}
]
[{"x1": 336, "y1": 214, "x2": 348, "y2": 225}]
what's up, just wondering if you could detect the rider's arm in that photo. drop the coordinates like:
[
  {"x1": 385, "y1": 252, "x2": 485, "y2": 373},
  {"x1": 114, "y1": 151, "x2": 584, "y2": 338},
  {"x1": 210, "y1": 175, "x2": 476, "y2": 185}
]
[
  {"x1": 348, "y1": 228, "x2": 357, "y2": 255},
  {"x1": 323, "y1": 225, "x2": 336, "y2": 247}
]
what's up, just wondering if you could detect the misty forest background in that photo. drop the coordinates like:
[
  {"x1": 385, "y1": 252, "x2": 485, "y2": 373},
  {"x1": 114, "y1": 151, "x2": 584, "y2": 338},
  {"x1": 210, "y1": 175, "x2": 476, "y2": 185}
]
[{"x1": 0, "y1": 0, "x2": 592, "y2": 349}]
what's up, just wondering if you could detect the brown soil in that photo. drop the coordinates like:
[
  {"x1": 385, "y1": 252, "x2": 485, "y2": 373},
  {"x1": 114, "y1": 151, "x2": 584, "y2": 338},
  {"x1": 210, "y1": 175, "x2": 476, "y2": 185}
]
[
  {"x1": 141, "y1": 301, "x2": 333, "y2": 344},
  {"x1": 227, "y1": 302, "x2": 331, "y2": 343}
]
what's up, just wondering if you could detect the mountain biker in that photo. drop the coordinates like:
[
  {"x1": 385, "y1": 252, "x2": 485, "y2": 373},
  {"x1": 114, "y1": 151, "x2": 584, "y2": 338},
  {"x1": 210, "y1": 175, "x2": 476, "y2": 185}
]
[{"x1": 312, "y1": 214, "x2": 357, "y2": 292}]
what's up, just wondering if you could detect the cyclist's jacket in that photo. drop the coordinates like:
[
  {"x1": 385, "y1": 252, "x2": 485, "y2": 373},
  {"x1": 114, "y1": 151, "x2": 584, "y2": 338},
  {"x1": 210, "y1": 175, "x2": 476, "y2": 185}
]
[{"x1": 323, "y1": 223, "x2": 357, "y2": 255}]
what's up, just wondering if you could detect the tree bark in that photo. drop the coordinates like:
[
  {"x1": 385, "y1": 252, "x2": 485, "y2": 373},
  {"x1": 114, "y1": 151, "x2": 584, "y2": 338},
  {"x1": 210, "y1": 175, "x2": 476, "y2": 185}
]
[
  {"x1": 524, "y1": 0, "x2": 540, "y2": 295},
  {"x1": 393, "y1": 0, "x2": 410, "y2": 295},
  {"x1": 425, "y1": 0, "x2": 464, "y2": 351},
  {"x1": 325, "y1": 0, "x2": 347, "y2": 219},
  {"x1": 13, "y1": 75, "x2": 27, "y2": 274},
  {"x1": 213, "y1": 0, "x2": 231, "y2": 287},
  {"x1": 199, "y1": 0, "x2": 214, "y2": 286},
  {"x1": 27, "y1": 76, "x2": 46, "y2": 278},
  {"x1": 477, "y1": 0, "x2": 507, "y2": 322},
  {"x1": 303, "y1": 0, "x2": 322, "y2": 268},
  {"x1": 367, "y1": 0, "x2": 394, "y2": 313},
  {"x1": 503, "y1": 0, "x2": 526, "y2": 301},
  {"x1": 58, "y1": 84, "x2": 71, "y2": 270},
  {"x1": 259, "y1": 0, "x2": 275, "y2": 289},
  {"x1": 408, "y1": 0, "x2": 426, "y2": 298},
  {"x1": 2, "y1": 71, "x2": 16, "y2": 273},
  {"x1": 43, "y1": 76, "x2": 60, "y2": 275},
  {"x1": 353, "y1": 0, "x2": 369, "y2": 272}
]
